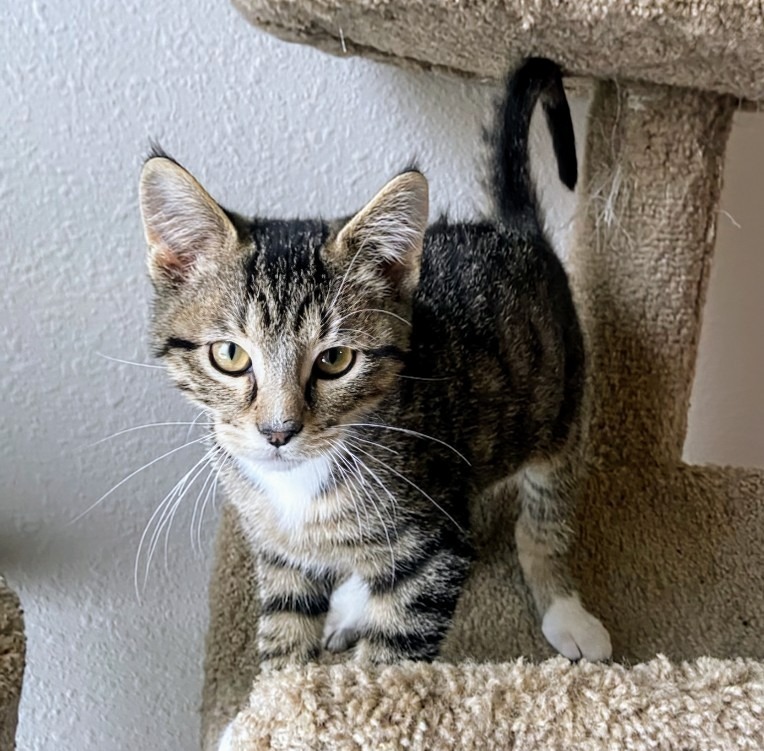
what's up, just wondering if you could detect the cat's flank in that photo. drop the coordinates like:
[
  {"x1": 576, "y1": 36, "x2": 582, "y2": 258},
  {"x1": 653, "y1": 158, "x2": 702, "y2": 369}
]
[{"x1": 139, "y1": 59, "x2": 611, "y2": 676}]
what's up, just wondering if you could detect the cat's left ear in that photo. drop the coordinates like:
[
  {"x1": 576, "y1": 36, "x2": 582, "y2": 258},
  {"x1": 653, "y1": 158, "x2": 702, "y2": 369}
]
[
  {"x1": 333, "y1": 171, "x2": 429, "y2": 296},
  {"x1": 139, "y1": 156, "x2": 237, "y2": 287}
]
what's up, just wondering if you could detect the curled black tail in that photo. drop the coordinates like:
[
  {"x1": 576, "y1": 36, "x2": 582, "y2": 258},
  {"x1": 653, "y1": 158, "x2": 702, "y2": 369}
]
[{"x1": 491, "y1": 58, "x2": 577, "y2": 229}]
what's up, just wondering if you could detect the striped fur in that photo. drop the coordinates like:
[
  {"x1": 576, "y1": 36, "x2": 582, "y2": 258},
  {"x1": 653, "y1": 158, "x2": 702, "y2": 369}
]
[{"x1": 140, "y1": 59, "x2": 610, "y2": 668}]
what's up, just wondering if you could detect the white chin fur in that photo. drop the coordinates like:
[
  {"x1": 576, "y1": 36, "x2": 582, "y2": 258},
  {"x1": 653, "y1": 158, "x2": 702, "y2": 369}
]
[
  {"x1": 542, "y1": 595, "x2": 612, "y2": 661},
  {"x1": 237, "y1": 453, "x2": 333, "y2": 534}
]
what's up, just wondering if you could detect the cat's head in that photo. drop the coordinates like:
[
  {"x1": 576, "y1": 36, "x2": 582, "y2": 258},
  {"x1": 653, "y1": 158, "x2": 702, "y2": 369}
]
[{"x1": 139, "y1": 155, "x2": 428, "y2": 475}]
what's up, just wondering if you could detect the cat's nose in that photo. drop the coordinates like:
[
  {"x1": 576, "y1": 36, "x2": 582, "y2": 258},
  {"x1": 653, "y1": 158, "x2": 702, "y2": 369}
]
[{"x1": 258, "y1": 420, "x2": 303, "y2": 448}]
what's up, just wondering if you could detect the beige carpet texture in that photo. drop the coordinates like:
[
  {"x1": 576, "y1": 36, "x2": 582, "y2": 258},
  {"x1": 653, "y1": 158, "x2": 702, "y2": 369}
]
[
  {"x1": 232, "y1": 0, "x2": 764, "y2": 102},
  {"x1": 0, "y1": 576, "x2": 24, "y2": 751},
  {"x1": 202, "y1": 2, "x2": 764, "y2": 749}
]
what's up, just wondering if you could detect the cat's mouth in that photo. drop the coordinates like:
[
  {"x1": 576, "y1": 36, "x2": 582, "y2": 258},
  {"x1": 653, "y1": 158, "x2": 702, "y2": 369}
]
[
  {"x1": 262, "y1": 452, "x2": 301, "y2": 468},
  {"x1": 241, "y1": 449, "x2": 306, "y2": 473}
]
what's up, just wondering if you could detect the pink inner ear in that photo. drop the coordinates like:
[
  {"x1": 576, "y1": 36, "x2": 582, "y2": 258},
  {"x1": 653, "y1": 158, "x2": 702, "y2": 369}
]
[{"x1": 150, "y1": 236, "x2": 195, "y2": 283}]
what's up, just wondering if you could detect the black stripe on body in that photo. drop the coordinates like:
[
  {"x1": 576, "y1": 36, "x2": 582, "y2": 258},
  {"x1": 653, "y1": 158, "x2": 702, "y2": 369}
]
[
  {"x1": 409, "y1": 587, "x2": 462, "y2": 621},
  {"x1": 367, "y1": 537, "x2": 441, "y2": 596},
  {"x1": 258, "y1": 549, "x2": 298, "y2": 571},
  {"x1": 260, "y1": 591, "x2": 330, "y2": 618},
  {"x1": 369, "y1": 627, "x2": 446, "y2": 661}
]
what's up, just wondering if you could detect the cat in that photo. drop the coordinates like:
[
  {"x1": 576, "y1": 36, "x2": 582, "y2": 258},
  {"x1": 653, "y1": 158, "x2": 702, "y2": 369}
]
[{"x1": 139, "y1": 58, "x2": 611, "y2": 680}]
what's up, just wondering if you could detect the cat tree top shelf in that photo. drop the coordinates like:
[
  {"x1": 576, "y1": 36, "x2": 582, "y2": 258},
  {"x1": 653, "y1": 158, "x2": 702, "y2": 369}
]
[{"x1": 233, "y1": 0, "x2": 764, "y2": 101}]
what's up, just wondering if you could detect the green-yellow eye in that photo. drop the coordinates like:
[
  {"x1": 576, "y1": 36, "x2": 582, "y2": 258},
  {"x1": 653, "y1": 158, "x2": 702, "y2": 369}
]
[
  {"x1": 209, "y1": 341, "x2": 252, "y2": 375},
  {"x1": 314, "y1": 347, "x2": 356, "y2": 379}
]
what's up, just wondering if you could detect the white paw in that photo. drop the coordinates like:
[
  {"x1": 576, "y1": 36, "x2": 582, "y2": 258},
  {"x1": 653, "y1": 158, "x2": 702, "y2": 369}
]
[
  {"x1": 217, "y1": 721, "x2": 235, "y2": 751},
  {"x1": 542, "y1": 595, "x2": 612, "y2": 661},
  {"x1": 323, "y1": 626, "x2": 360, "y2": 653},
  {"x1": 322, "y1": 573, "x2": 368, "y2": 653}
]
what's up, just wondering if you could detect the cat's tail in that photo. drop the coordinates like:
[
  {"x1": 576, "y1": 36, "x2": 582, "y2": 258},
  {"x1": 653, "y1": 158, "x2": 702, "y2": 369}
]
[{"x1": 490, "y1": 57, "x2": 576, "y2": 230}]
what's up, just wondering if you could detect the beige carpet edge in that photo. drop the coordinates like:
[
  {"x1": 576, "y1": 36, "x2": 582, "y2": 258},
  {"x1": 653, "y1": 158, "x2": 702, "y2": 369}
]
[
  {"x1": 0, "y1": 576, "x2": 25, "y2": 751},
  {"x1": 224, "y1": 656, "x2": 764, "y2": 750}
]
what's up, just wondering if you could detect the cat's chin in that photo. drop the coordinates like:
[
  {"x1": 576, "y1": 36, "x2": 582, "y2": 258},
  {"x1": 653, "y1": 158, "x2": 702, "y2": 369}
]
[{"x1": 237, "y1": 452, "x2": 307, "y2": 476}]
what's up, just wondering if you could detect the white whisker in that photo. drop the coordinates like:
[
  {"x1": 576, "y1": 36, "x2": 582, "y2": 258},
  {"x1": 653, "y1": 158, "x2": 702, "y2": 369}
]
[
  {"x1": 161, "y1": 447, "x2": 223, "y2": 567},
  {"x1": 328, "y1": 442, "x2": 366, "y2": 541},
  {"x1": 195, "y1": 454, "x2": 228, "y2": 550},
  {"x1": 97, "y1": 353, "x2": 164, "y2": 370},
  {"x1": 337, "y1": 444, "x2": 396, "y2": 572},
  {"x1": 338, "y1": 443, "x2": 398, "y2": 583},
  {"x1": 72, "y1": 435, "x2": 210, "y2": 524},
  {"x1": 341, "y1": 422, "x2": 470, "y2": 465},
  {"x1": 336, "y1": 308, "x2": 412, "y2": 328},
  {"x1": 86, "y1": 421, "x2": 213, "y2": 448},
  {"x1": 395, "y1": 374, "x2": 453, "y2": 382},
  {"x1": 133, "y1": 447, "x2": 215, "y2": 598},
  {"x1": 348, "y1": 441, "x2": 465, "y2": 534},
  {"x1": 186, "y1": 409, "x2": 210, "y2": 441},
  {"x1": 347, "y1": 435, "x2": 399, "y2": 455},
  {"x1": 210, "y1": 454, "x2": 231, "y2": 515},
  {"x1": 341, "y1": 440, "x2": 401, "y2": 532},
  {"x1": 189, "y1": 451, "x2": 222, "y2": 555}
]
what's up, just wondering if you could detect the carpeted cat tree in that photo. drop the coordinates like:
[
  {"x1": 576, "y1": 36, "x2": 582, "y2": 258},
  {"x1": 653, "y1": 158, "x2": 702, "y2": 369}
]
[
  {"x1": 202, "y1": 2, "x2": 764, "y2": 748},
  {"x1": 0, "y1": 576, "x2": 24, "y2": 750}
]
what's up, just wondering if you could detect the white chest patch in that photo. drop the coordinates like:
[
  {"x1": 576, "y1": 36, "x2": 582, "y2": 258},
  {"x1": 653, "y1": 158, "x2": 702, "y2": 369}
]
[{"x1": 237, "y1": 455, "x2": 333, "y2": 535}]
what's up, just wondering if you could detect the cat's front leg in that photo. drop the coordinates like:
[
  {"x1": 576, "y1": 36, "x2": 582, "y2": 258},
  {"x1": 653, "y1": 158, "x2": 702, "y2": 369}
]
[
  {"x1": 256, "y1": 552, "x2": 331, "y2": 670},
  {"x1": 324, "y1": 546, "x2": 470, "y2": 663}
]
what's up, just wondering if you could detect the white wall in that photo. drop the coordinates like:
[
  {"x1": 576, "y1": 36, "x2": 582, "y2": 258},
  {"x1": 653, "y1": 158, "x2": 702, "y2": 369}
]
[{"x1": 1, "y1": 1, "x2": 761, "y2": 749}]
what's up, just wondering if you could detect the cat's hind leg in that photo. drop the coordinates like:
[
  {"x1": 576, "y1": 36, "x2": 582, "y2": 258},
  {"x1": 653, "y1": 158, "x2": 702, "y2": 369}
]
[{"x1": 515, "y1": 457, "x2": 611, "y2": 661}]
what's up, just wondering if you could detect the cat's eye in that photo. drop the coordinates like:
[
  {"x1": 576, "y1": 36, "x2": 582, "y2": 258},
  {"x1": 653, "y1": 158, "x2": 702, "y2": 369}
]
[
  {"x1": 209, "y1": 341, "x2": 252, "y2": 375},
  {"x1": 314, "y1": 347, "x2": 356, "y2": 379}
]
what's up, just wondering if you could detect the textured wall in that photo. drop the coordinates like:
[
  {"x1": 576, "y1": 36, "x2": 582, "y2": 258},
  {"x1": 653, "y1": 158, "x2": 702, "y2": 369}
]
[{"x1": 1, "y1": 0, "x2": 762, "y2": 749}]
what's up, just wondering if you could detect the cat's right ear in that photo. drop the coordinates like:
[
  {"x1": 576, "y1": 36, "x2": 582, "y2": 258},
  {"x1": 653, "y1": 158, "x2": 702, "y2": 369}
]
[{"x1": 139, "y1": 157, "x2": 236, "y2": 287}]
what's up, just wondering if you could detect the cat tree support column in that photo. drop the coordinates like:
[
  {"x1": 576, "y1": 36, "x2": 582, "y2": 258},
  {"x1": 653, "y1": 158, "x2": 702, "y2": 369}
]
[
  {"x1": 571, "y1": 82, "x2": 764, "y2": 661},
  {"x1": 574, "y1": 82, "x2": 734, "y2": 466}
]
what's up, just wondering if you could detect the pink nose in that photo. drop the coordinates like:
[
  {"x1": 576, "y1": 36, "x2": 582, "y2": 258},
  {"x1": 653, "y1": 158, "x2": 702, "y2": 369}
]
[{"x1": 258, "y1": 421, "x2": 303, "y2": 447}]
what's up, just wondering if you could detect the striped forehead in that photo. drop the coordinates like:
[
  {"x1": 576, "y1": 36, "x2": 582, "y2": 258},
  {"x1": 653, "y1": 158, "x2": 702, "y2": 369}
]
[{"x1": 242, "y1": 219, "x2": 331, "y2": 336}]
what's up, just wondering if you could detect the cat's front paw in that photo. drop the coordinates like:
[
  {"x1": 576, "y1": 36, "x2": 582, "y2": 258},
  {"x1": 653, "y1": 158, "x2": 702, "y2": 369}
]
[
  {"x1": 542, "y1": 595, "x2": 612, "y2": 661},
  {"x1": 322, "y1": 572, "x2": 366, "y2": 653},
  {"x1": 323, "y1": 626, "x2": 359, "y2": 653}
]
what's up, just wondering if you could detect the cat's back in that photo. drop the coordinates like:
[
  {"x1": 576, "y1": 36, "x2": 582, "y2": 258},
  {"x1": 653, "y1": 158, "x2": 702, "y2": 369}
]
[
  {"x1": 415, "y1": 218, "x2": 573, "y2": 343},
  {"x1": 407, "y1": 216, "x2": 584, "y2": 470}
]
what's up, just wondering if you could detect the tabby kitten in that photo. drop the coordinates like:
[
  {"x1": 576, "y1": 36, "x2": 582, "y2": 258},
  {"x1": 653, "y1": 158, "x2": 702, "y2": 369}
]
[{"x1": 139, "y1": 58, "x2": 611, "y2": 674}]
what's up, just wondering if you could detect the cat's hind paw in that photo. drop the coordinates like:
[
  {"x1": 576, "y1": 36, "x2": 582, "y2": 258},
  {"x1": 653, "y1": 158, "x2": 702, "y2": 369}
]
[{"x1": 542, "y1": 595, "x2": 612, "y2": 661}]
